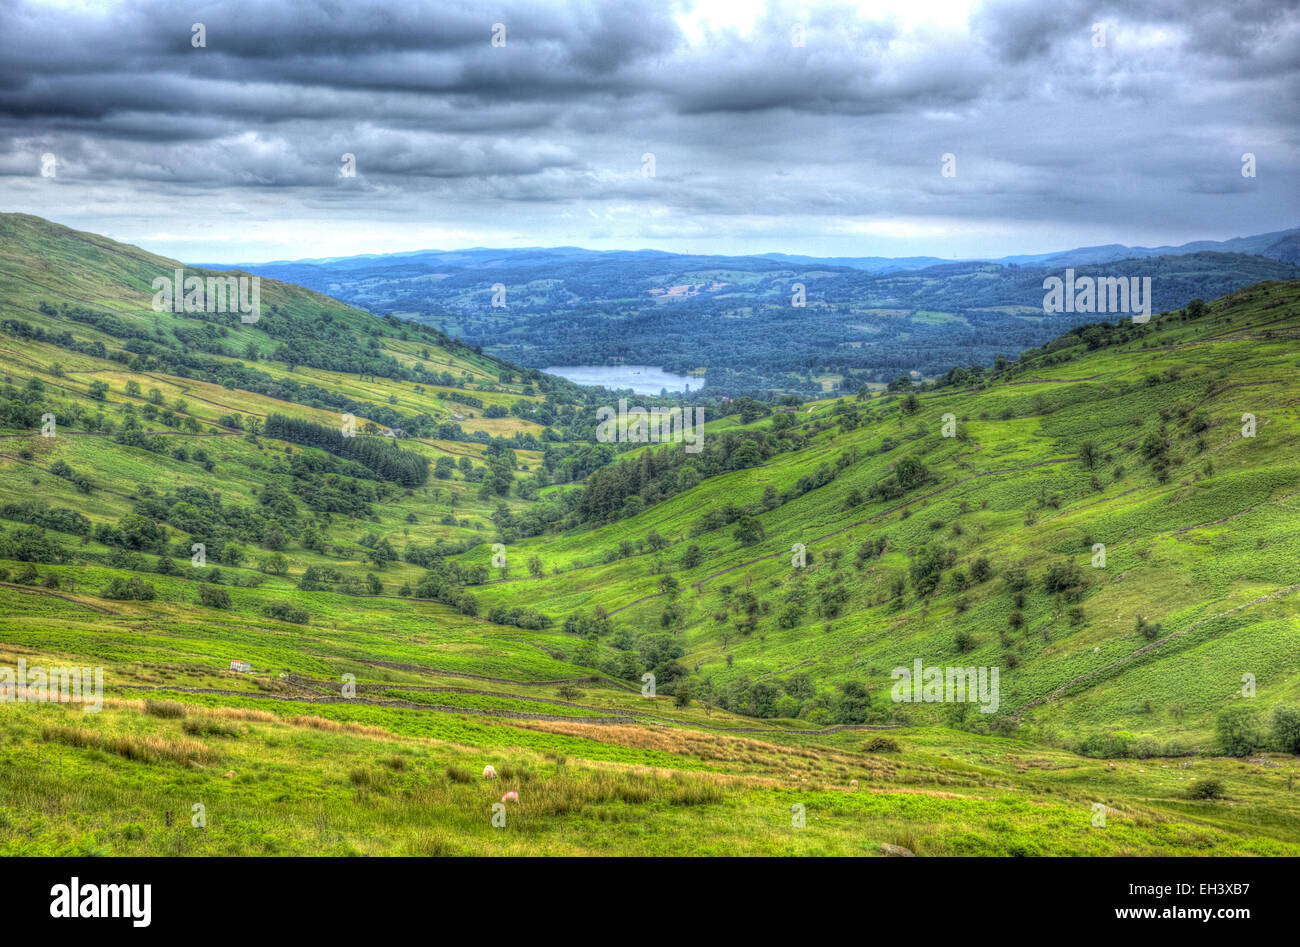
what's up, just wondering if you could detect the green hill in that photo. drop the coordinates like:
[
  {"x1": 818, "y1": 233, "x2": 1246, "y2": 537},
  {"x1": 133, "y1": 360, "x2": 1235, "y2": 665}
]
[{"x1": 2, "y1": 214, "x2": 1298, "y2": 856}]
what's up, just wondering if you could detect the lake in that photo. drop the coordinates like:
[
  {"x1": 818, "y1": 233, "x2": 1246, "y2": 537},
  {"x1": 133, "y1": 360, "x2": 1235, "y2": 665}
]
[{"x1": 542, "y1": 365, "x2": 700, "y2": 395}]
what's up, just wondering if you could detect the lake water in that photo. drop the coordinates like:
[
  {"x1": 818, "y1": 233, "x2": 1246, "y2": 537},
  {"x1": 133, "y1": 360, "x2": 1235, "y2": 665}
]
[{"x1": 542, "y1": 365, "x2": 699, "y2": 395}]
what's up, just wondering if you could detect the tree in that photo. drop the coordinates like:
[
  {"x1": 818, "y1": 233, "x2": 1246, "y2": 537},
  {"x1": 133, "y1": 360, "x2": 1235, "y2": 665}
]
[
  {"x1": 733, "y1": 516, "x2": 765, "y2": 546},
  {"x1": 908, "y1": 544, "x2": 947, "y2": 597},
  {"x1": 833, "y1": 680, "x2": 872, "y2": 724},
  {"x1": 1269, "y1": 703, "x2": 1300, "y2": 753},
  {"x1": 1135, "y1": 615, "x2": 1162, "y2": 640},
  {"x1": 1078, "y1": 440, "x2": 1100, "y2": 470},
  {"x1": 1215, "y1": 704, "x2": 1261, "y2": 757},
  {"x1": 527, "y1": 556, "x2": 544, "y2": 578},
  {"x1": 893, "y1": 456, "x2": 928, "y2": 490},
  {"x1": 675, "y1": 682, "x2": 692, "y2": 708}
]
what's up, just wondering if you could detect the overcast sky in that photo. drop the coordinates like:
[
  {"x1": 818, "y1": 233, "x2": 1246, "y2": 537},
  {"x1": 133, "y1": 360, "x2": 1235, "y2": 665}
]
[{"x1": 1, "y1": 0, "x2": 1296, "y2": 263}]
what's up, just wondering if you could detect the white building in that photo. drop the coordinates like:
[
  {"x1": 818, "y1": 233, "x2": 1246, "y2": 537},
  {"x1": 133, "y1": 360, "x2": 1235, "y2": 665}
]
[{"x1": 229, "y1": 659, "x2": 251, "y2": 673}]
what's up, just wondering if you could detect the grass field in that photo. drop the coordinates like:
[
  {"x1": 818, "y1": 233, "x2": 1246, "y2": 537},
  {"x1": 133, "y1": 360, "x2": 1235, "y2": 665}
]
[{"x1": 2, "y1": 214, "x2": 1299, "y2": 855}]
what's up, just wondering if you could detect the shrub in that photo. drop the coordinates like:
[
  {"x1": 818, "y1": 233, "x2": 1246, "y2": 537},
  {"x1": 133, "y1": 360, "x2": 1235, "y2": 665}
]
[
  {"x1": 1189, "y1": 778, "x2": 1226, "y2": 800},
  {"x1": 183, "y1": 717, "x2": 242, "y2": 738},
  {"x1": 263, "y1": 601, "x2": 309, "y2": 624},
  {"x1": 1135, "y1": 615, "x2": 1162, "y2": 640},
  {"x1": 445, "y1": 765, "x2": 473, "y2": 784},
  {"x1": 863, "y1": 736, "x2": 901, "y2": 753},
  {"x1": 102, "y1": 576, "x2": 156, "y2": 601},
  {"x1": 198, "y1": 584, "x2": 231, "y2": 609}
]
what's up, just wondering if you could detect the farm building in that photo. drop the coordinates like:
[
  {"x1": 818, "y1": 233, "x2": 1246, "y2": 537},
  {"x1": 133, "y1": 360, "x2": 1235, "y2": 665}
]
[{"x1": 229, "y1": 659, "x2": 252, "y2": 673}]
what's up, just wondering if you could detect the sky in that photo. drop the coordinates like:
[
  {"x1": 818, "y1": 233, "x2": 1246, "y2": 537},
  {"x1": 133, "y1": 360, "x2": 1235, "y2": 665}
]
[{"x1": 0, "y1": 0, "x2": 1296, "y2": 263}]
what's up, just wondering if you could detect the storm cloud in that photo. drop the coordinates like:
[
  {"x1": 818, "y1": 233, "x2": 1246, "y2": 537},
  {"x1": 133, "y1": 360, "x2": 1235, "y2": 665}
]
[{"x1": 0, "y1": 0, "x2": 1295, "y2": 261}]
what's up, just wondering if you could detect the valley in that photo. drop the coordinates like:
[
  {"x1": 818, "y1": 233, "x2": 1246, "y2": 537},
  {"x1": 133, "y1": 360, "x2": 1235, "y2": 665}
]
[{"x1": 2, "y1": 213, "x2": 1299, "y2": 856}]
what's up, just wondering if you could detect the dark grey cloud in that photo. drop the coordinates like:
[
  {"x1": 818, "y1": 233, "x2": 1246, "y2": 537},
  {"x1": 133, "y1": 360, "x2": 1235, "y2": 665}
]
[{"x1": 0, "y1": 0, "x2": 1295, "y2": 261}]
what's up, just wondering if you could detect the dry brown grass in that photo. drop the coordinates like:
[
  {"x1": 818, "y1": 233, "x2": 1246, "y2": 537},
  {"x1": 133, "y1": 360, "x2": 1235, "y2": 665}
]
[
  {"x1": 289, "y1": 714, "x2": 392, "y2": 738},
  {"x1": 511, "y1": 718, "x2": 879, "y2": 776},
  {"x1": 40, "y1": 724, "x2": 220, "y2": 765}
]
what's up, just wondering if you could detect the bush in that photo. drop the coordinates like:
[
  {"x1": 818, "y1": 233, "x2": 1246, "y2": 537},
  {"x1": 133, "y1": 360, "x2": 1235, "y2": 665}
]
[
  {"x1": 263, "y1": 601, "x2": 310, "y2": 624},
  {"x1": 1189, "y1": 778, "x2": 1226, "y2": 800},
  {"x1": 863, "y1": 736, "x2": 901, "y2": 753},
  {"x1": 102, "y1": 576, "x2": 155, "y2": 601},
  {"x1": 1135, "y1": 615, "x2": 1162, "y2": 640},
  {"x1": 198, "y1": 584, "x2": 231, "y2": 609},
  {"x1": 445, "y1": 765, "x2": 473, "y2": 784}
]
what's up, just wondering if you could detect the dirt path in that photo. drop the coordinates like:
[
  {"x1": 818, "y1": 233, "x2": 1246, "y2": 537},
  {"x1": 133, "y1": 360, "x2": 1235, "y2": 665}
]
[{"x1": 0, "y1": 580, "x2": 120, "y2": 614}]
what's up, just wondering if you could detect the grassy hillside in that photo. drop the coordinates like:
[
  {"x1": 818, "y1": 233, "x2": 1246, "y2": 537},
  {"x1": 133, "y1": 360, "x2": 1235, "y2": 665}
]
[
  {"x1": 1, "y1": 214, "x2": 1298, "y2": 856},
  {"x1": 484, "y1": 282, "x2": 1300, "y2": 749}
]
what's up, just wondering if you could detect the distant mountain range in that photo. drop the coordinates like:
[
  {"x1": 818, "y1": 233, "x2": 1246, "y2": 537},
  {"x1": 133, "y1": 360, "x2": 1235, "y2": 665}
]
[
  {"x1": 199, "y1": 226, "x2": 1300, "y2": 274},
  {"x1": 198, "y1": 228, "x2": 1300, "y2": 399}
]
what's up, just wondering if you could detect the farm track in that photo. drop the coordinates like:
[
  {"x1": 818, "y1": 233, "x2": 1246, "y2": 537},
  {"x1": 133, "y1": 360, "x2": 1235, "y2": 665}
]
[{"x1": 0, "y1": 580, "x2": 120, "y2": 614}]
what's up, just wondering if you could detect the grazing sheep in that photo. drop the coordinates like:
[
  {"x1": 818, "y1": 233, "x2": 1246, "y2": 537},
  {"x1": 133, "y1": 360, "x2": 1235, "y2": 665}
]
[
  {"x1": 850, "y1": 779, "x2": 859, "y2": 789},
  {"x1": 501, "y1": 791, "x2": 519, "y2": 802},
  {"x1": 483, "y1": 765, "x2": 497, "y2": 779}
]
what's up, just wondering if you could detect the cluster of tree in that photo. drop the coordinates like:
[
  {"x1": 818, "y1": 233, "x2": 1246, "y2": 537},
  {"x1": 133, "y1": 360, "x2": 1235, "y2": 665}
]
[
  {"x1": 573, "y1": 428, "x2": 810, "y2": 527},
  {"x1": 0, "y1": 525, "x2": 69, "y2": 563},
  {"x1": 265, "y1": 414, "x2": 429, "y2": 486},
  {"x1": 1216, "y1": 702, "x2": 1300, "y2": 756},
  {"x1": 0, "y1": 502, "x2": 91, "y2": 537}
]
